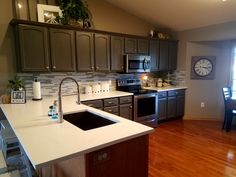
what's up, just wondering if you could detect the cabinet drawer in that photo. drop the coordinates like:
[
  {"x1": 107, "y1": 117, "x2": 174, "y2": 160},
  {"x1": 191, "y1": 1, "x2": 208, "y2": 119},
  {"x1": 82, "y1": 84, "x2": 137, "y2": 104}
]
[
  {"x1": 119, "y1": 96, "x2": 132, "y2": 104},
  {"x1": 104, "y1": 98, "x2": 118, "y2": 107},
  {"x1": 104, "y1": 106, "x2": 119, "y2": 115},
  {"x1": 176, "y1": 89, "x2": 185, "y2": 96},
  {"x1": 158, "y1": 91, "x2": 167, "y2": 98},
  {"x1": 82, "y1": 100, "x2": 103, "y2": 109},
  {"x1": 168, "y1": 90, "x2": 178, "y2": 97}
]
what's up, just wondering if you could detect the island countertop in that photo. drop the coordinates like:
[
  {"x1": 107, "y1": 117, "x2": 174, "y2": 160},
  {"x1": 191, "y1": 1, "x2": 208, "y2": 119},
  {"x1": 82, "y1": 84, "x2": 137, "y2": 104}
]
[{"x1": 0, "y1": 92, "x2": 153, "y2": 169}]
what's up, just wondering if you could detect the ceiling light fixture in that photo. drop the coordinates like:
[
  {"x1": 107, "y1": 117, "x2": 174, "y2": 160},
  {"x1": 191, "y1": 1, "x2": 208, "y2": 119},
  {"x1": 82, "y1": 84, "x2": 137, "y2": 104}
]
[{"x1": 222, "y1": 0, "x2": 227, "y2": 2}]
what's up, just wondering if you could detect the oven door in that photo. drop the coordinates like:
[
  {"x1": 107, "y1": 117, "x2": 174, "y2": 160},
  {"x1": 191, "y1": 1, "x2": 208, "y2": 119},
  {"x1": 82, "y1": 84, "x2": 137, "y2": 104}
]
[{"x1": 133, "y1": 93, "x2": 158, "y2": 127}]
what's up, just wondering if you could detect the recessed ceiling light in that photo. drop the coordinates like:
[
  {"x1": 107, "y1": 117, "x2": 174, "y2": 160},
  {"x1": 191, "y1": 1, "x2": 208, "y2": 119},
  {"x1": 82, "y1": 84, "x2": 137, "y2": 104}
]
[{"x1": 222, "y1": 0, "x2": 227, "y2": 2}]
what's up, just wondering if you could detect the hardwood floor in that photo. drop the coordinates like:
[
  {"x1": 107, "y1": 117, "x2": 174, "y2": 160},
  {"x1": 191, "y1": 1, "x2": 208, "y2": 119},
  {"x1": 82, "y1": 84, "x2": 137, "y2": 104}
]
[{"x1": 148, "y1": 119, "x2": 236, "y2": 177}]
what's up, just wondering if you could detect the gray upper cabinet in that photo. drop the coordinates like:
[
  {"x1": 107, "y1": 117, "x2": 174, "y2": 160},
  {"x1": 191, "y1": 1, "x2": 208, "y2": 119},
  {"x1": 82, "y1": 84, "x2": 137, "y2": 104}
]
[
  {"x1": 125, "y1": 37, "x2": 137, "y2": 54},
  {"x1": 168, "y1": 40, "x2": 178, "y2": 70},
  {"x1": 94, "y1": 34, "x2": 110, "y2": 72},
  {"x1": 150, "y1": 39, "x2": 159, "y2": 71},
  {"x1": 18, "y1": 24, "x2": 50, "y2": 72},
  {"x1": 76, "y1": 32, "x2": 94, "y2": 72},
  {"x1": 49, "y1": 28, "x2": 76, "y2": 72},
  {"x1": 159, "y1": 40, "x2": 169, "y2": 71},
  {"x1": 137, "y1": 39, "x2": 149, "y2": 54},
  {"x1": 110, "y1": 36, "x2": 124, "y2": 72},
  {"x1": 125, "y1": 37, "x2": 149, "y2": 54}
]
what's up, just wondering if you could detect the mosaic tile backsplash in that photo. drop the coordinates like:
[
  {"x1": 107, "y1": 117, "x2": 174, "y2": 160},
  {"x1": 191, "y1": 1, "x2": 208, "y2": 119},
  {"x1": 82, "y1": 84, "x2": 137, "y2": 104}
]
[
  {"x1": 18, "y1": 71, "x2": 186, "y2": 99},
  {"x1": 18, "y1": 72, "x2": 134, "y2": 98}
]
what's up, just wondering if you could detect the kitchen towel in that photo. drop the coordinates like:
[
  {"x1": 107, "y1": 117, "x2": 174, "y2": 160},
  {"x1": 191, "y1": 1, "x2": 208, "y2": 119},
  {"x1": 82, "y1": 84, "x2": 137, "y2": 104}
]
[{"x1": 32, "y1": 78, "x2": 42, "y2": 100}]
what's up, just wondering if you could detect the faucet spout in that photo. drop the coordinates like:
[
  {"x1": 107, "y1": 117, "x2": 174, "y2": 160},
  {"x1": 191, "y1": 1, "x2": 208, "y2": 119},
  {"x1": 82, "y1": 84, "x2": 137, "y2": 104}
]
[{"x1": 58, "y1": 77, "x2": 80, "y2": 123}]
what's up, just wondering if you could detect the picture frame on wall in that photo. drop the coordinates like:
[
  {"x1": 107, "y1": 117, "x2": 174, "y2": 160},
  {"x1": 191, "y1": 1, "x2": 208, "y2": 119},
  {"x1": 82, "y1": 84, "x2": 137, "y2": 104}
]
[{"x1": 37, "y1": 4, "x2": 62, "y2": 24}]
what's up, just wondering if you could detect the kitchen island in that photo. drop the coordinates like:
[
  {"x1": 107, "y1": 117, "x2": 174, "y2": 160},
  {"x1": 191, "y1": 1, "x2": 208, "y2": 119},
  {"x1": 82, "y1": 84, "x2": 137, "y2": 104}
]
[{"x1": 0, "y1": 91, "x2": 153, "y2": 177}]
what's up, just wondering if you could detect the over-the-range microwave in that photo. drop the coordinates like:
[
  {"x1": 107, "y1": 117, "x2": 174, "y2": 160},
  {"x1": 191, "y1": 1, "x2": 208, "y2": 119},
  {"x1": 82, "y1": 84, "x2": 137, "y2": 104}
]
[{"x1": 124, "y1": 54, "x2": 151, "y2": 73}]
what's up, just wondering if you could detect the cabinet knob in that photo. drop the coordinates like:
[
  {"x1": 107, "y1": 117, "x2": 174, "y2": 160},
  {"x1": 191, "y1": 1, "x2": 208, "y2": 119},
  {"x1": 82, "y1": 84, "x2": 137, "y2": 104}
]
[
  {"x1": 96, "y1": 66, "x2": 99, "y2": 70},
  {"x1": 53, "y1": 66, "x2": 56, "y2": 69},
  {"x1": 46, "y1": 66, "x2": 49, "y2": 70},
  {"x1": 129, "y1": 106, "x2": 132, "y2": 109},
  {"x1": 121, "y1": 66, "x2": 124, "y2": 70},
  {"x1": 91, "y1": 66, "x2": 94, "y2": 70}
]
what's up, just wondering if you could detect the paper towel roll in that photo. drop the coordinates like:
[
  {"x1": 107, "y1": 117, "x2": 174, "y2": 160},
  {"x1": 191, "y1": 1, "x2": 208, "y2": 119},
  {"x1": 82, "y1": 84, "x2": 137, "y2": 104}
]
[{"x1": 33, "y1": 80, "x2": 42, "y2": 100}]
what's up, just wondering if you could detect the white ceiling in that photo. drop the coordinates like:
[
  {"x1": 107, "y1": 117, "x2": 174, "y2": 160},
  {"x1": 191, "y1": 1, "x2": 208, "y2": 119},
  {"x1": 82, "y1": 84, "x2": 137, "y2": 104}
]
[{"x1": 105, "y1": 0, "x2": 236, "y2": 31}]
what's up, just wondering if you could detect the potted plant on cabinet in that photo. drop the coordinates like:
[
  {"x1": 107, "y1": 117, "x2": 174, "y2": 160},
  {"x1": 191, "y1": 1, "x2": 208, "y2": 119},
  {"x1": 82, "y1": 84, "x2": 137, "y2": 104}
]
[{"x1": 58, "y1": 0, "x2": 92, "y2": 28}]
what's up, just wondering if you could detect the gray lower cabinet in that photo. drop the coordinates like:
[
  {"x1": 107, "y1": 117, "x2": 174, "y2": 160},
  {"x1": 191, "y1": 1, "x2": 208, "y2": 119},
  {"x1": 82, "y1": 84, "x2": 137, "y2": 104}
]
[
  {"x1": 49, "y1": 28, "x2": 76, "y2": 72},
  {"x1": 110, "y1": 36, "x2": 124, "y2": 72},
  {"x1": 17, "y1": 24, "x2": 50, "y2": 72},
  {"x1": 158, "y1": 89, "x2": 185, "y2": 122},
  {"x1": 76, "y1": 31, "x2": 94, "y2": 72},
  {"x1": 81, "y1": 96, "x2": 133, "y2": 120},
  {"x1": 94, "y1": 34, "x2": 110, "y2": 72}
]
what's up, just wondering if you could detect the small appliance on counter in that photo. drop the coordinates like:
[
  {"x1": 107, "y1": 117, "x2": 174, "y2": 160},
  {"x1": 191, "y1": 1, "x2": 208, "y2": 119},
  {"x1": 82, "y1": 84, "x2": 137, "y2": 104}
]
[
  {"x1": 117, "y1": 78, "x2": 158, "y2": 128},
  {"x1": 32, "y1": 78, "x2": 42, "y2": 100}
]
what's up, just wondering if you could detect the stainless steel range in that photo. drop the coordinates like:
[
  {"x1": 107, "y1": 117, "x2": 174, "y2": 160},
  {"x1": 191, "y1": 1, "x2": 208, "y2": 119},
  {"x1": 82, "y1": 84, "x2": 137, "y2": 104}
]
[{"x1": 117, "y1": 78, "x2": 158, "y2": 127}]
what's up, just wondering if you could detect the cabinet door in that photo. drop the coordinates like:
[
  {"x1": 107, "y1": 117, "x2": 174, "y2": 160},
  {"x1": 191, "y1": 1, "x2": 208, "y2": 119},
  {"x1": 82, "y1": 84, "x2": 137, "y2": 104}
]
[
  {"x1": 150, "y1": 39, "x2": 159, "y2": 71},
  {"x1": 158, "y1": 97, "x2": 167, "y2": 120},
  {"x1": 110, "y1": 36, "x2": 124, "y2": 72},
  {"x1": 168, "y1": 40, "x2": 178, "y2": 70},
  {"x1": 120, "y1": 104, "x2": 133, "y2": 120},
  {"x1": 124, "y1": 37, "x2": 137, "y2": 54},
  {"x1": 94, "y1": 34, "x2": 110, "y2": 71},
  {"x1": 167, "y1": 96, "x2": 177, "y2": 118},
  {"x1": 18, "y1": 25, "x2": 50, "y2": 72},
  {"x1": 159, "y1": 40, "x2": 169, "y2": 71},
  {"x1": 137, "y1": 39, "x2": 149, "y2": 54},
  {"x1": 50, "y1": 28, "x2": 76, "y2": 72},
  {"x1": 76, "y1": 32, "x2": 94, "y2": 71},
  {"x1": 176, "y1": 95, "x2": 185, "y2": 117}
]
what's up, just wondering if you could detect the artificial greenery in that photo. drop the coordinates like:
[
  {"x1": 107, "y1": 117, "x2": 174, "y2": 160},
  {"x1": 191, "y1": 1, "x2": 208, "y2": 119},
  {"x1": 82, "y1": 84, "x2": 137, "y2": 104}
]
[
  {"x1": 58, "y1": 0, "x2": 92, "y2": 28},
  {"x1": 8, "y1": 76, "x2": 25, "y2": 91}
]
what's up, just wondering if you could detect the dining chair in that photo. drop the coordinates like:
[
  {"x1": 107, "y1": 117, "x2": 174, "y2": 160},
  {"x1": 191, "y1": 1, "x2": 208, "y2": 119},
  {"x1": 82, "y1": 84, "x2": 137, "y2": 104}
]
[{"x1": 222, "y1": 87, "x2": 236, "y2": 131}]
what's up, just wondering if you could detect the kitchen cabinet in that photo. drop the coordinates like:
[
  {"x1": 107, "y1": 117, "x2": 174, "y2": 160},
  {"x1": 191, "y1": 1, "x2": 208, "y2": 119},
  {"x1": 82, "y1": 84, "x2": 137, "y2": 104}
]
[
  {"x1": 158, "y1": 91, "x2": 167, "y2": 121},
  {"x1": 124, "y1": 37, "x2": 149, "y2": 54},
  {"x1": 110, "y1": 36, "x2": 124, "y2": 72},
  {"x1": 150, "y1": 39, "x2": 159, "y2": 71},
  {"x1": 17, "y1": 24, "x2": 50, "y2": 72},
  {"x1": 119, "y1": 96, "x2": 133, "y2": 120},
  {"x1": 86, "y1": 135, "x2": 148, "y2": 177},
  {"x1": 159, "y1": 40, "x2": 178, "y2": 71},
  {"x1": 76, "y1": 31, "x2": 94, "y2": 72},
  {"x1": 81, "y1": 96, "x2": 133, "y2": 120},
  {"x1": 158, "y1": 89, "x2": 185, "y2": 122},
  {"x1": 94, "y1": 34, "x2": 110, "y2": 72},
  {"x1": 49, "y1": 28, "x2": 76, "y2": 72}
]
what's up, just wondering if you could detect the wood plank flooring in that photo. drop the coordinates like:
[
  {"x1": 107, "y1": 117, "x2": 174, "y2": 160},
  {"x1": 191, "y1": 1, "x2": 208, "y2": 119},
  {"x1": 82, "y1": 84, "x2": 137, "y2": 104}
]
[{"x1": 148, "y1": 120, "x2": 236, "y2": 177}]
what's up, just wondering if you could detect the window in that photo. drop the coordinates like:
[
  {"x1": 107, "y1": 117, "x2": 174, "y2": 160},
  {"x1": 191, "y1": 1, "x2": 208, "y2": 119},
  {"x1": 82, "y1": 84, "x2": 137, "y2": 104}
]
[{"x1": 231, "y1": 45, "x2": 236, "y2": 97}]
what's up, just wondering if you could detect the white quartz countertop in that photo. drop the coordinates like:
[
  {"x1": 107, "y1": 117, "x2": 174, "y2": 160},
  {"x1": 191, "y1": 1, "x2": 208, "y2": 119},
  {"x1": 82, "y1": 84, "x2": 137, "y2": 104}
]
[
  {"x1": 143, "y1": 86, "x2": 188, "y2": 92},
  {"x1": 80, "y1": 91, "x2": 133, "y2": 101},
  {"x1": 0, "y1": 92, "x2": 152, "y2": 169}
]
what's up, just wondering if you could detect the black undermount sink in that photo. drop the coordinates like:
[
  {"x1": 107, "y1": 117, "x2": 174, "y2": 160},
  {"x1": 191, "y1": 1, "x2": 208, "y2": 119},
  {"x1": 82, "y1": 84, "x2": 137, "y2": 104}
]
[{"x1": 63, "y1": 111, "x2": 117, "y2": 131}]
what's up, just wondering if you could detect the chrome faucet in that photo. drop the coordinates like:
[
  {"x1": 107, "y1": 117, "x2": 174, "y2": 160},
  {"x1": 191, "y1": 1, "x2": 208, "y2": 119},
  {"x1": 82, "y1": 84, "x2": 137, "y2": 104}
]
[{"x1": 58, "y1": 77, "x2": 81, "y2": 123}]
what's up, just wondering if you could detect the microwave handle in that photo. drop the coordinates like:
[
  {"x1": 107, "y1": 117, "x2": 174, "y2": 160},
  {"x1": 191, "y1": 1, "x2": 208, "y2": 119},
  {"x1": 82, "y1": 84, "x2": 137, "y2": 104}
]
[{"x1": 143, "y1": 58, "x2": 150, "y2": 71}]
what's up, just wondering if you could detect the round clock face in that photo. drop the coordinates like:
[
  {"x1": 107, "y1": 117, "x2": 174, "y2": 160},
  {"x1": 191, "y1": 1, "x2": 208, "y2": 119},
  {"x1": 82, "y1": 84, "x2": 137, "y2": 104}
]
[{"x1": 194, "y1": 58, "x2": 213, "y2": 76}]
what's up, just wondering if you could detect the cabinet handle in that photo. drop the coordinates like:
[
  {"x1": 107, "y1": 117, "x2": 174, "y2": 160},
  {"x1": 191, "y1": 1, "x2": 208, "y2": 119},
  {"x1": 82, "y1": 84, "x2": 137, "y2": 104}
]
[
  {"x1": 46, "y1": 66, "x2": 49, "y2": 70},
  {"x1": 53, "y1": 66, "x2": 56, "y2": 69},
  {"x1": 96, "y1": 66, "x2": 99, "y2": 70},
  {"x1": 87, "y1": 104, "x2": 94, "y2": 107},
  {"x1": 91, "y1": 66, "x2": 94, "y2": 70},
  {"x1": 129, "y1": 106, "x2": 132, "y2": 109},
  {"x1": 108, "y1": 101, "x2": 113, "y2": 104},
  {"x1": 121, "y1": 66, "x2": 124, "y2": 70},
  {"x1": 108, "y1": 110, "x2": 113, "y2": 112}
]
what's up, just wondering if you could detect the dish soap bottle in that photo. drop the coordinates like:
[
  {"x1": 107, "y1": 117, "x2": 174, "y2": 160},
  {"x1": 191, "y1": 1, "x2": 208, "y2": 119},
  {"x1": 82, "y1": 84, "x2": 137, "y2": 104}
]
[{"x1": 51, "y1": 100, "x2": 58, "y2": 119}]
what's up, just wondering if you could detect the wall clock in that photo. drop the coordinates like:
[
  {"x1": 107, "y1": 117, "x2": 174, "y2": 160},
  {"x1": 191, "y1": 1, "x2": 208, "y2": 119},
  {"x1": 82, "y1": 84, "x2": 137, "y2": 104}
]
[{"x1": 191, "y1": 56, "x2": 216, "y2": 80}]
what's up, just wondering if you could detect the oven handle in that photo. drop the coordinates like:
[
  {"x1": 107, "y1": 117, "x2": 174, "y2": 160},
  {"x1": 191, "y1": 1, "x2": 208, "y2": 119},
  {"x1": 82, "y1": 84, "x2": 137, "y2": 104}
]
[{"x1": 134, "y1": 93, "x2": 157, "y2": 99}]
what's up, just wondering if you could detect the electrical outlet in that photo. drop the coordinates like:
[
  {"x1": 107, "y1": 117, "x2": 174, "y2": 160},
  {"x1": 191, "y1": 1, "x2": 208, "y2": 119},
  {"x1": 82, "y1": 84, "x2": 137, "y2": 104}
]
[{"x1": 201, "y1": 102, "x2": 205, "y2": 108}]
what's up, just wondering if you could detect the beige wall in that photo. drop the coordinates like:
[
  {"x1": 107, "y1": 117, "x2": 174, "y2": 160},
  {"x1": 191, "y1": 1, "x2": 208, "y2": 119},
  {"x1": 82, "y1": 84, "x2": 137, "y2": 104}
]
[
  {"x1": 0, "y1": 0, "x2": 154, "y2": 95},
  {"x1": 177, "y1": 22, "x2": 236, "y2": 120},
  {"x1": 87, "y1": 0, "x2": 154, "y2": 36},
  {"x1": 0, "y1": 1, "x2": 16, "y2": 95}
]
